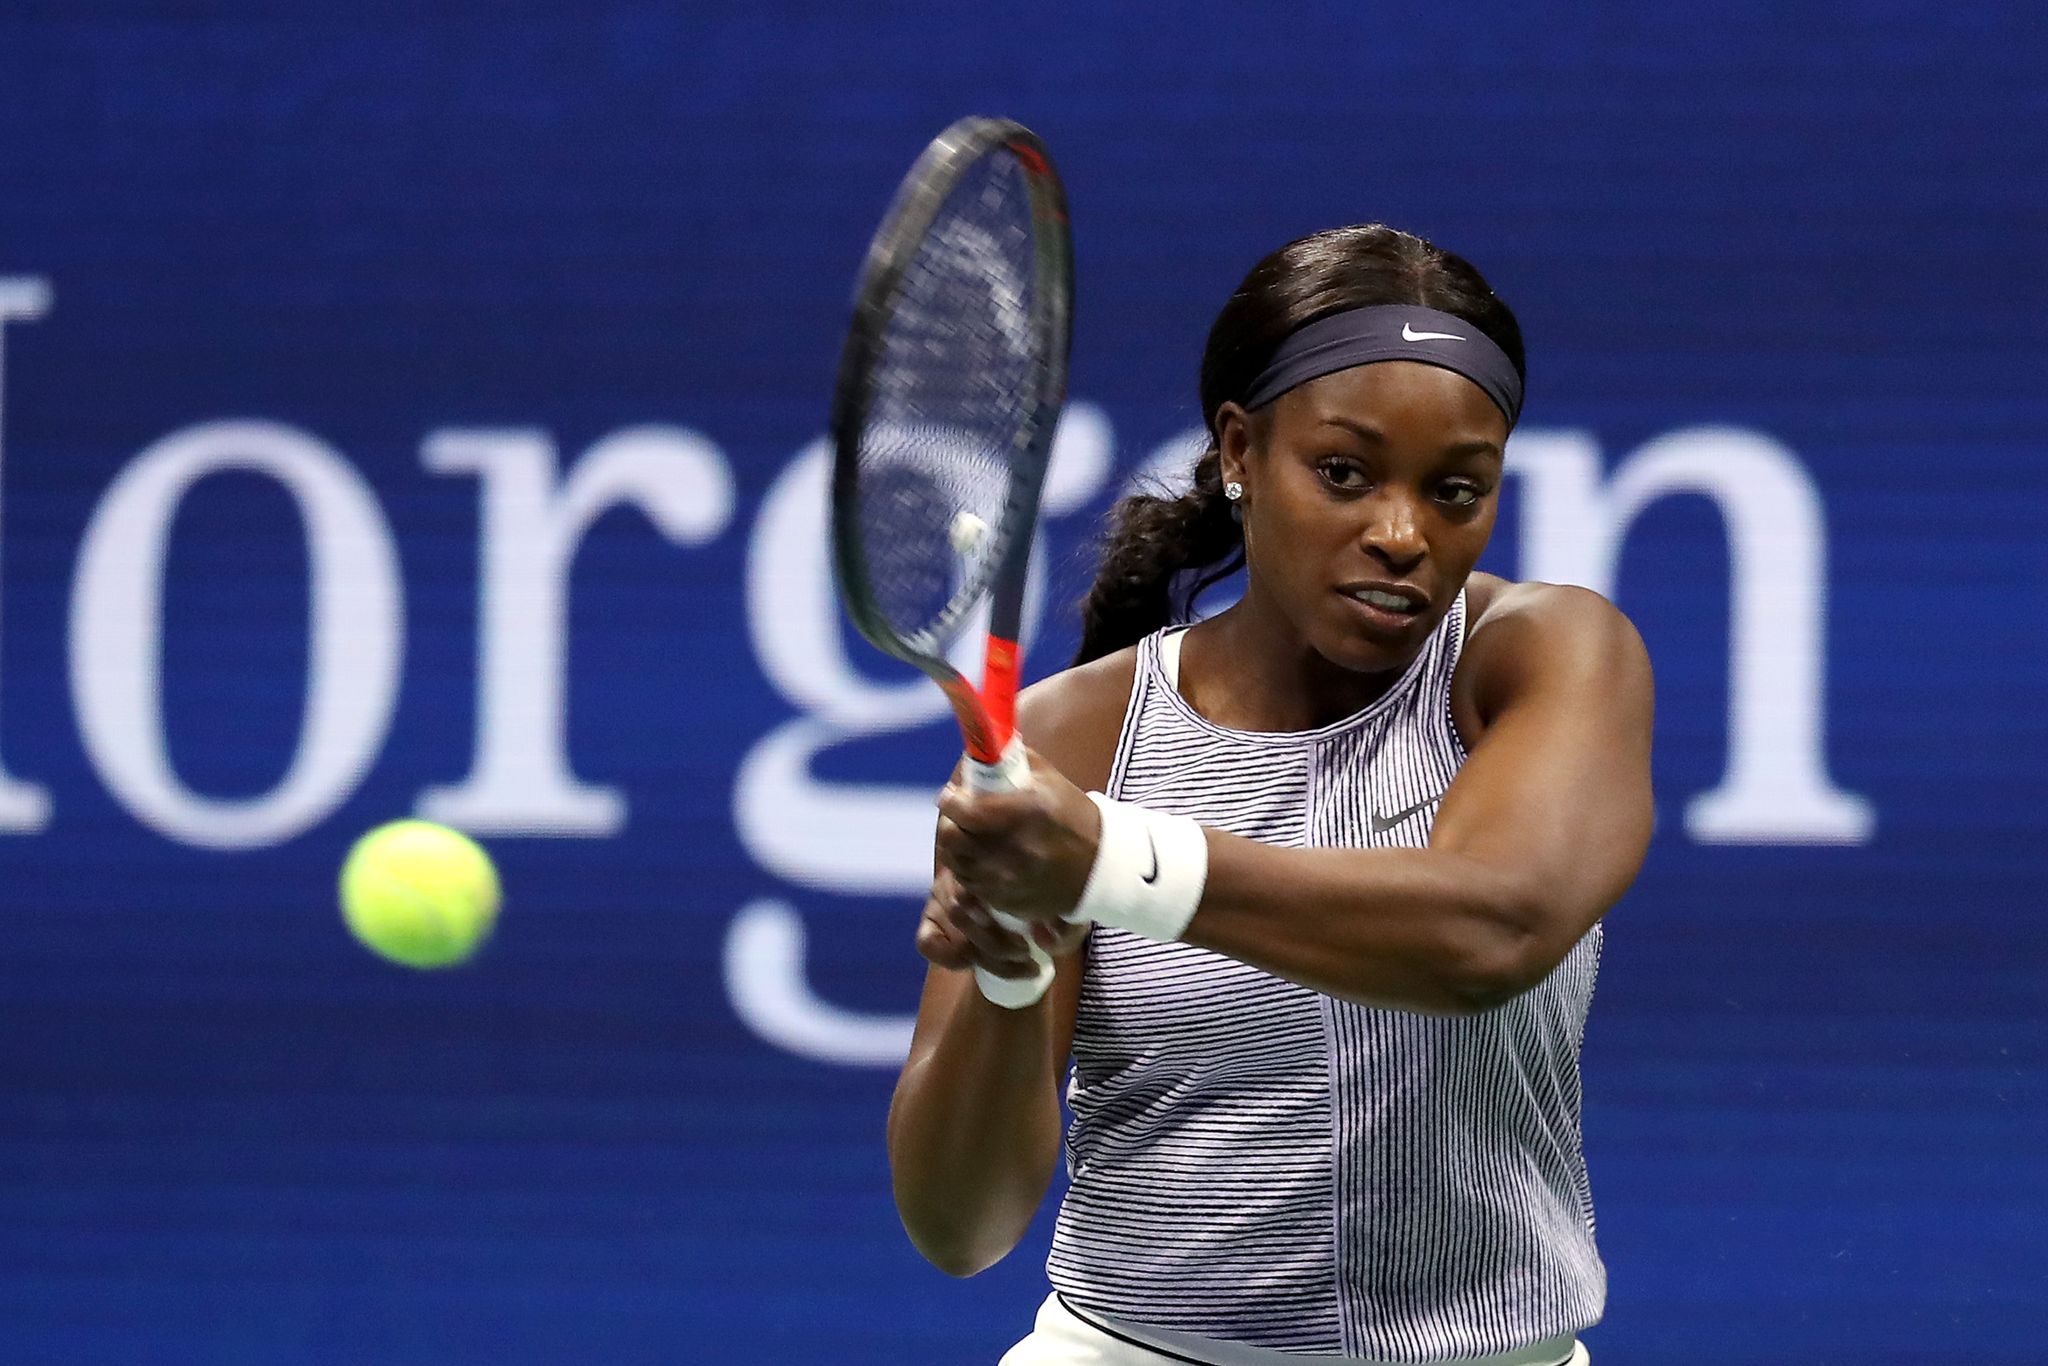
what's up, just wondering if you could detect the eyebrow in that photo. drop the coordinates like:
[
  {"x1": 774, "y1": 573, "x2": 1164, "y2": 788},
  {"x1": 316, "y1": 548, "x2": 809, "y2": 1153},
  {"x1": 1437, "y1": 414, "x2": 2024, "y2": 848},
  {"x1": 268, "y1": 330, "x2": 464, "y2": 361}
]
[{"x1": 1318, "y1": 416, "x2": 1502, "y2": 461}]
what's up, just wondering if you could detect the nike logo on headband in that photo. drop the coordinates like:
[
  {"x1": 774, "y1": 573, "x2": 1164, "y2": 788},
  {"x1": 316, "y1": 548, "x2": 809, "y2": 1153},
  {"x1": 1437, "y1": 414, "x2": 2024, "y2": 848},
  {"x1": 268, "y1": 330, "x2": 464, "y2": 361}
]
[{"x1": 1401, "y1": 324, "x2": 1465, "y2": 342}]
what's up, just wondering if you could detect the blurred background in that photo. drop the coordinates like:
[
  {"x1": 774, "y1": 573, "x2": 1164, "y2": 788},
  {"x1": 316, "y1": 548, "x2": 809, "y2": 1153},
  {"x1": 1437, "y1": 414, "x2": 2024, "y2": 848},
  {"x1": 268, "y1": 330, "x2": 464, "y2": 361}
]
[{"x1": 1, "y1": 2, "x2": 2043, "y2": 1361}]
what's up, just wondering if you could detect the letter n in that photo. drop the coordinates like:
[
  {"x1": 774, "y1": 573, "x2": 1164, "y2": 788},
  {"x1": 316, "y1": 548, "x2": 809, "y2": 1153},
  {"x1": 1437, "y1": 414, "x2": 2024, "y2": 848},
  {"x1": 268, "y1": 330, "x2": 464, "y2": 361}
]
[{"x1": 1510, "y1": 426, "x2": 1874, "y2": 844}]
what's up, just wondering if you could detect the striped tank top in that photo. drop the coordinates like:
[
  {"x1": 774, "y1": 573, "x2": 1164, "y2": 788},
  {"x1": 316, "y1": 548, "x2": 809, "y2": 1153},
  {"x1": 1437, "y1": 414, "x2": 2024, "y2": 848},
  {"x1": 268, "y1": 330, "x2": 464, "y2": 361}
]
[{"x1": 1047, "y1": 591, "x2": 1606, "y2": 1363}]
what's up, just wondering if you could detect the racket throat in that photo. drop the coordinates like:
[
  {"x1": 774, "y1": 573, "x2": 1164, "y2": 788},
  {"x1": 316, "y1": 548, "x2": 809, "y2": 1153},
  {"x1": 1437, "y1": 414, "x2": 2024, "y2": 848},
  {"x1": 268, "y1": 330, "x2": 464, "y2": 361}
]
[{"x1": 943, "y1": 634, "x2": 1021, "y2": 764}]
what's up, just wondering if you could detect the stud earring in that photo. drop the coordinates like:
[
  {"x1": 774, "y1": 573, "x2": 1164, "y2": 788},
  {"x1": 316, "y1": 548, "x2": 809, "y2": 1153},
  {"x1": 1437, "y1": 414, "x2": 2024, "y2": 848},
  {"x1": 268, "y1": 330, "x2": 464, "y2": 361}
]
[{"x1": 1224, "y1": 481, "x2": 1244, "y2": 501}]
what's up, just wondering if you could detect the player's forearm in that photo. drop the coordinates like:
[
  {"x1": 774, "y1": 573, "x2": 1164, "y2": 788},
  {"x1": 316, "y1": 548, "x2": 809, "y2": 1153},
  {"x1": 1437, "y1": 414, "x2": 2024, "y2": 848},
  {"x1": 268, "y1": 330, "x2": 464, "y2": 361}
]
[
  {"x1": 886, "y1": 983, "x2": 1064, "y2": 1276},
  {"x1": 1185, "y1": 832, "x2": 1541, "y2": 1015}
]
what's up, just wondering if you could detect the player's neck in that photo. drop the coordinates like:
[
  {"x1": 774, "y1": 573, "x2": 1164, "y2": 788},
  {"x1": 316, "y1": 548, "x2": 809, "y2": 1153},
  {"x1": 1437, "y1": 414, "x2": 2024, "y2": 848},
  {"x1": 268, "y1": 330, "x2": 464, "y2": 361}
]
[{"x1": 1186, "y1": 602, "x2": 1403, "y2": 733}]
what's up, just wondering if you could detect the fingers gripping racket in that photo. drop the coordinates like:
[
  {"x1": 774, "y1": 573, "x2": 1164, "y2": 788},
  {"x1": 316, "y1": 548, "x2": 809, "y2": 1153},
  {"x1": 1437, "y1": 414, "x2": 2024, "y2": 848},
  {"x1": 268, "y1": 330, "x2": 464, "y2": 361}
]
[{"x1": 829, "y1": 117, "x2": 1073, "y2": 1008}]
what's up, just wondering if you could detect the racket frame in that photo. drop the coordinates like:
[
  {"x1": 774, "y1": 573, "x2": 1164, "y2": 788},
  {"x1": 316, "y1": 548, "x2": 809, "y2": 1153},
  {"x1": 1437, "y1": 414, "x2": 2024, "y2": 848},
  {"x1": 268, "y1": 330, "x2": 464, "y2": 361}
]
[{"x1": 829, "y1": 116, "x2": 1073, "y2": 766}]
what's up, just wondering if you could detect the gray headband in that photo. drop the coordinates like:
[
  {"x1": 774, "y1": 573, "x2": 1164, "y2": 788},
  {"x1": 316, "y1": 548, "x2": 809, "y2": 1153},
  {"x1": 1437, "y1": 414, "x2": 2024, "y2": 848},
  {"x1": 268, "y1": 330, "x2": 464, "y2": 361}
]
[{"x1": 1241, "y1": 305, "x2": 1523, "y2": 428}]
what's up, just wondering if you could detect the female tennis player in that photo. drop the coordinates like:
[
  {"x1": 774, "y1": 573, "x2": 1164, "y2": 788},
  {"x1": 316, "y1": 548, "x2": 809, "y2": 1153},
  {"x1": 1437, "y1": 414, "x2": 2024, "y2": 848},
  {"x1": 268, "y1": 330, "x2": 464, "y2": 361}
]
[{"x1": 887, "y1": 223, "x2": 1653, "y2": 1366}]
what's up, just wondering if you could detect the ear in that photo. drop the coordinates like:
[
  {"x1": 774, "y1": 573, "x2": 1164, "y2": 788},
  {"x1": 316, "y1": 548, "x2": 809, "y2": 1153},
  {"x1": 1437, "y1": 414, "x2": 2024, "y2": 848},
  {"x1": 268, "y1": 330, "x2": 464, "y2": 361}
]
[{"x1": 1215, "y1": 402, "x2": 1255, "y2": 491}]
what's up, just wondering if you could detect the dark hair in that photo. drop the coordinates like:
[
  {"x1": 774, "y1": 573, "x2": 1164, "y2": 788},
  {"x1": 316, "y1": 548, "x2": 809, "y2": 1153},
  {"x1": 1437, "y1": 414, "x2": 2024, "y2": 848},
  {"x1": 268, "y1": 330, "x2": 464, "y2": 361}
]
[{"x1": 1071, "y1": 223, "x2": 1525, "y2": 665}]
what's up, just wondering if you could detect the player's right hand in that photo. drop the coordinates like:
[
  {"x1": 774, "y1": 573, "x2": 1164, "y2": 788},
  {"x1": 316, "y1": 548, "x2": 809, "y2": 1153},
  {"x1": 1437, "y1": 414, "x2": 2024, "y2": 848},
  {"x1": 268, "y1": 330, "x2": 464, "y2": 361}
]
[{"x1": 917, "y1": 865, "x2": 1087, "y2": 977}]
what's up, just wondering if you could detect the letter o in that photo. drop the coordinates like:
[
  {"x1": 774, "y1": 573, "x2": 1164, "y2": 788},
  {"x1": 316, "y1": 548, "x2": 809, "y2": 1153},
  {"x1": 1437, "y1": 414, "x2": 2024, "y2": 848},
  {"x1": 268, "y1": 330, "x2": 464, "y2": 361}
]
[{"x1": 70, "y1": 420, "x2": 403, "y2": 848}]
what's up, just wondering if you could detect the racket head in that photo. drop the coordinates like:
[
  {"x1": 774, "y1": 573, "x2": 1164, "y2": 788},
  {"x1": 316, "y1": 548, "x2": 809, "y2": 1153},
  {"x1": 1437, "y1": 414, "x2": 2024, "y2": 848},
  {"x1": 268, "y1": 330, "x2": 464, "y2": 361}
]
[{"x1": 829, "y1": 117, "x2": 1073, "y2": 752}]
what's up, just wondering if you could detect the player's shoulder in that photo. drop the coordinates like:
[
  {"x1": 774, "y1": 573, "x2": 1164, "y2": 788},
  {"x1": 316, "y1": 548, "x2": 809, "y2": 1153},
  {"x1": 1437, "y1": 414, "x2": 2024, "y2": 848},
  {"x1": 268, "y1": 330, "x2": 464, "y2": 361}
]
[
  {"x1": 1014, "y1": 643, "x2": 1143, "y2": 792},
  {"x1": 1462, "y1": 572, "x2": 1652, "y2": 708},
  {"x1": 1466, "y1": 571, "x2": 1633, "y2": 636}
]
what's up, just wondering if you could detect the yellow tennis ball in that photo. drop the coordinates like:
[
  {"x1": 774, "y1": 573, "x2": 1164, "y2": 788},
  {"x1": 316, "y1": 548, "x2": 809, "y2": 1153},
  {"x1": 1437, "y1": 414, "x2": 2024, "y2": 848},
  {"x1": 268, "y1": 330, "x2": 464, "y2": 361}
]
[{"x1": 338, "y1": 820, "x2": 500, "y2": 969}]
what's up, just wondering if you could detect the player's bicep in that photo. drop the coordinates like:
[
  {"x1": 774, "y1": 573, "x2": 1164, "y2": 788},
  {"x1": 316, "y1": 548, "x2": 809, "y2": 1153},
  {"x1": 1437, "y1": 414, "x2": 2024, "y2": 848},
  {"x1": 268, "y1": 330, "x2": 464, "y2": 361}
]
[{"x1": 1429, "y1": 588, "x2": 1654, "y2": 949}]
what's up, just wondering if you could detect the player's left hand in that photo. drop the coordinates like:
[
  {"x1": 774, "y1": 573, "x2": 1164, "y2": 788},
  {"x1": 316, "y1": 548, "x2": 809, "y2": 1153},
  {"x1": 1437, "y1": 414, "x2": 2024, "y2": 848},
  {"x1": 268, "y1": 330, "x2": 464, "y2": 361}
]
[{"x1": 935, "y1": 746, "x2": 1100, "y2": 924}]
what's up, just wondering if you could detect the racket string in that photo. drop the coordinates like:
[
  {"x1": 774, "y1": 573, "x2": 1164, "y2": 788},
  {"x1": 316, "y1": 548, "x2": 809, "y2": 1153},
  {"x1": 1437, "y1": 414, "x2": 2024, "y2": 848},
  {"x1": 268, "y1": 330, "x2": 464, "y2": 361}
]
[{"x1": 852, "y1": 150, "x2": 1042, "y2": 651}]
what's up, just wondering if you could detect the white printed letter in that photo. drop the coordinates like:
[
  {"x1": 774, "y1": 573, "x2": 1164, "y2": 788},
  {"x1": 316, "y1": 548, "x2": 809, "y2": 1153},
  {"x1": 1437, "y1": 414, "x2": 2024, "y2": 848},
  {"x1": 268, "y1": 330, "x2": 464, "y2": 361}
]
[
  {"x1": 71, "y1": 420, "x2": 403, "y2": 848},
  {"x1": 419, "y1": 426, "x2": 733, "y2": 834},
  {"x1": 1511, "y1": 426, "x2": 1873, "y2": 844},
  {"x1": 727, "y1": 407, "x2": 1117, "y2": 1065},
  {"x1": 0, "y1": 278, "x2": 54, "y2": 832}
]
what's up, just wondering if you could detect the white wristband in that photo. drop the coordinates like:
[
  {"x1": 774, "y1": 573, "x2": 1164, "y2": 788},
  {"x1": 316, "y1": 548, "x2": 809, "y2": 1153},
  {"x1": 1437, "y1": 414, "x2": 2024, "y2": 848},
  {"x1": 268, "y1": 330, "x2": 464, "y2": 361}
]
[
  {"x1": 974, "y1": 952, "x2": 1054, "y2": 1009},
  {"x1": 1073, "y1": 793, "x2": 1208, "y2": 942}
]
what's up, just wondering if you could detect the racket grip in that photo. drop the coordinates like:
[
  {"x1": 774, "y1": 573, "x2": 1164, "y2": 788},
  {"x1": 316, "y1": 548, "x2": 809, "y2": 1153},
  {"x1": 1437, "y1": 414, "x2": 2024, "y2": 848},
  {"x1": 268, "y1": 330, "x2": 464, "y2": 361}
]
[
  {"x1": 964, "y1": 738, "x2": 1055, "y2": 1009},
  {"x1": 974, "y1": 957, "x2": 1053, "y2": 1009},
  {"x1": 962, "y1": 738, "x2": 1031, "y2": 795}
]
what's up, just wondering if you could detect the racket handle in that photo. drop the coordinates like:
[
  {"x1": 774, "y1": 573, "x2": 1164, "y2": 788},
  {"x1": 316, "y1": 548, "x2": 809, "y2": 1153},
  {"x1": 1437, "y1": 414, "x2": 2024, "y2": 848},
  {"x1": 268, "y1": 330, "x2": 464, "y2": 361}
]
[{"x1": 964, "y1": 738, "x2": 1056, "y2": 1009}]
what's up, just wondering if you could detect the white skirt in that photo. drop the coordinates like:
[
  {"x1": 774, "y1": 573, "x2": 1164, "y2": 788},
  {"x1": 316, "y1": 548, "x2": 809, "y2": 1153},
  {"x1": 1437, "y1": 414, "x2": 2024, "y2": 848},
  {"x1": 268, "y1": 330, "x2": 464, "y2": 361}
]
[{"x1": 998, "y1": 1294, "x2": 1588, "y2": 1366}]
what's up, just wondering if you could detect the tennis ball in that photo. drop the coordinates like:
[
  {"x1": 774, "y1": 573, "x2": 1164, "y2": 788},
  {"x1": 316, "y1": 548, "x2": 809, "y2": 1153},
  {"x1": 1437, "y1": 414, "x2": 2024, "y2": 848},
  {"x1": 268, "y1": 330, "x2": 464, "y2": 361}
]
[{"x1": 338, "y1": 820, "x2": 500, "y2": 969}]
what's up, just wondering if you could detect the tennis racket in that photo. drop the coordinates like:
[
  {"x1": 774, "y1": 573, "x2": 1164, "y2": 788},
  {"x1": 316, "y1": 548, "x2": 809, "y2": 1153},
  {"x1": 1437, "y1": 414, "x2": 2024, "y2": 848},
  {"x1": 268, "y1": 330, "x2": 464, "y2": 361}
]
[{"x1": 828, "y1": 116, "x2": 1073, "y2": 1008}]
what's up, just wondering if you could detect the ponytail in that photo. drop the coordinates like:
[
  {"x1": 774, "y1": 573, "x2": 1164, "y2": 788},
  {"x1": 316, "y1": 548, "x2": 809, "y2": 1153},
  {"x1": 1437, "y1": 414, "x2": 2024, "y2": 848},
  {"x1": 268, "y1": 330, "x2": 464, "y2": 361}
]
[{"x1": 1071, "y1": 446, "x2": 1243, "y2": 666}]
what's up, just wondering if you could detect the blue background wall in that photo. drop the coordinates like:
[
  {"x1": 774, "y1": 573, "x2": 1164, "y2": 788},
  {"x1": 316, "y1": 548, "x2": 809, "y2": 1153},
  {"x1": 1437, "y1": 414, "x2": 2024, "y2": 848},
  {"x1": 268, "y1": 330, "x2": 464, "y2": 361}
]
[{"x1": 1, "y1": 3, "x2": 2043, "y2": 1361}]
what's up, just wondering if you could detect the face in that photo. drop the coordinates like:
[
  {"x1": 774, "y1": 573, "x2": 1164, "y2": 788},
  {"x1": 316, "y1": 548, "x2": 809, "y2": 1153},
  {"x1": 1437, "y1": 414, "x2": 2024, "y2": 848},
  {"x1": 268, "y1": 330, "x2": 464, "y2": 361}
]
[{"x1": 1217, "y1": 360, "x2": 1508, "y2": 675}]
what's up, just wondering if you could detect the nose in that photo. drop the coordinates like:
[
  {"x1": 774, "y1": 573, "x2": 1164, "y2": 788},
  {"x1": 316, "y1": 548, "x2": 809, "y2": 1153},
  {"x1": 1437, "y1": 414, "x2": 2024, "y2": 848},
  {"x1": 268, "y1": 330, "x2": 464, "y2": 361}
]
[{"x1": 1361, "y1": 489, "x2": 1425, "y2": 571}]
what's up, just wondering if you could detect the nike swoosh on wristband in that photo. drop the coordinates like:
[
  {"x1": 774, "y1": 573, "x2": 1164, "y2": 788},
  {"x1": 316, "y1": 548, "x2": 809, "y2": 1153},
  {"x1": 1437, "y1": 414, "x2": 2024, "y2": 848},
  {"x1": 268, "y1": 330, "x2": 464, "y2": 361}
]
[
  {"x1": 1400, "y1": 323, "x2": 1465, "y2": 342},
  {"x1": 1367, "y1": 794, "x2": 1442, "y2": 834},
  {"x1": 1139, "y1": 828, "x2": 1159, "y2": 884}
]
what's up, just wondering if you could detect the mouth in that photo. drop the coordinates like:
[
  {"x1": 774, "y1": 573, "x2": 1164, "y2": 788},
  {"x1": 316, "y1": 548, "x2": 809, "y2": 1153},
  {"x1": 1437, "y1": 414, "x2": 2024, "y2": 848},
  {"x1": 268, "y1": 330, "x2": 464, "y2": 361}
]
[{"x1": 1336, "y1": 581, "x2": 1429, "y2": 632}]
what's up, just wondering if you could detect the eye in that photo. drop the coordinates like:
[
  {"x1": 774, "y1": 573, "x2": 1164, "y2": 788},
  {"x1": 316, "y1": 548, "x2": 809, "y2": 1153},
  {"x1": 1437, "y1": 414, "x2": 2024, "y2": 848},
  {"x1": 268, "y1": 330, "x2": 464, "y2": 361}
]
[
  {"x1": 1316, "y1": 456, "x2": 1369, "y2": 491},
  {"x1": 1436, "y1": 479, "x2": 1489, "y2": 508}
]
